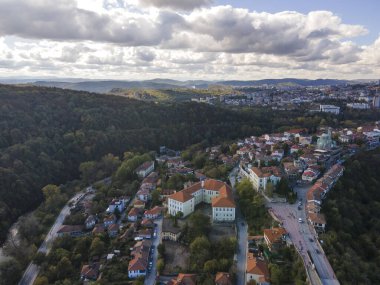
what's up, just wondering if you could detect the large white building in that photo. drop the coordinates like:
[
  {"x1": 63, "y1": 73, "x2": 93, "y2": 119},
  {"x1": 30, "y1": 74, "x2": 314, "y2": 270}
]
[
  {"x1": 167, "y1": 179, "x2": 235, "y2": 222},
  {"x1": 248, "y1": 167, "x2": 282, "y2": 191},
  {"x1": 319, "y1": 105, "x2": 340, "y2": 115}
]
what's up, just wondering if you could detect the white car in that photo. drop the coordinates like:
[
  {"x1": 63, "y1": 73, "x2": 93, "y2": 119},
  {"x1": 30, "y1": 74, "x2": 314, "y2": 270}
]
[{"x1": 298, "y1": 218, "x2": 303, "y2": 223}]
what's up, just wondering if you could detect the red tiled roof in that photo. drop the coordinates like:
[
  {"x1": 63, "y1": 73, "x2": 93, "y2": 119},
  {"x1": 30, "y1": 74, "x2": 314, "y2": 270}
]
[{"x1": 215, "y1": 272, "x2": 232, "y2": 285}]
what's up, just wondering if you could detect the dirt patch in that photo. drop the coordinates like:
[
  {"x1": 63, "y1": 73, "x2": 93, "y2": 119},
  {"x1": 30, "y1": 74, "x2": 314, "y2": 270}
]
[
  {"x1": 209, "y1": 223, "x2": 236, "y2": 242},
  {"x1": 162, "y1": 240, "x2": 190, "y2": 274}
]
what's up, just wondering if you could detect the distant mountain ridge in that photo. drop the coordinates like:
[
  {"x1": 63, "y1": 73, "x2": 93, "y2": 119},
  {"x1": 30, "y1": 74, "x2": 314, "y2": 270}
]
[{"x1": 26, "y1": 78, "x2": 355, "y2": 93}]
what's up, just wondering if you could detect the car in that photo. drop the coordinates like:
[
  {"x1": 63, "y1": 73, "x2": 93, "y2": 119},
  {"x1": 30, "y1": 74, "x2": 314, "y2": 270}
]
[
  {"x1": 309, "y1": 237, "x2": 314, "y2": 242},
  {"x1": 298, "y1": 206, "x2": 302, "y2": 210},
  {"x1": 315, "y1": 249, "x2": 320, "y2": 254},
  {"x1": 298, "y1": 218, "x2": 303, "y2": 223},
  {"x1": 241, "y1": 222, "x2": 244, "y2": 226}
]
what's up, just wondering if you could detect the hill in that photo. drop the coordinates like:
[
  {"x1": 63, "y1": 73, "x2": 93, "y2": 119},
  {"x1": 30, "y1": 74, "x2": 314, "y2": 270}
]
[
  {"x1": 29, "y1": 78, "x2": 351, "y2": 93},
  {"x1": 0, "y1": 84, "x2": 272, "y2": 243},
  {"x1": 321, "y1": 149, "x2": 380, "y2": 284}
]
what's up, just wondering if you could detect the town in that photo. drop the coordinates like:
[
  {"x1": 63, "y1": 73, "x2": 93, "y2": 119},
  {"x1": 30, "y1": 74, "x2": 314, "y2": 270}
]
[{"x1": 18, "y1": 119, "x2": 380, "y2": 285}]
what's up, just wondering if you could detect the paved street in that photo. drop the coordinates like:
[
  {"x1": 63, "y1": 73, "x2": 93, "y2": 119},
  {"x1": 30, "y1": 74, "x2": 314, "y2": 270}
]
[
  {"x1": 229, "y1": 168, "x2": 248, "y2": 285},
  {"x1": 268, "y1": 184, "x2": 339, "y2": 285},
  {"x1": 144, "y1": 217, "x2": 163, "y2": 285},
  {"x1": 19, "y1": 191, "x2": 86, "y2": 285}
]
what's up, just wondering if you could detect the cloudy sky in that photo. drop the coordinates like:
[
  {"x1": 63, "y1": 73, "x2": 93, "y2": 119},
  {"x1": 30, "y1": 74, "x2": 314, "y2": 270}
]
[{"x1": 0, "y1": 0, "x2": 379, "y2": 80}]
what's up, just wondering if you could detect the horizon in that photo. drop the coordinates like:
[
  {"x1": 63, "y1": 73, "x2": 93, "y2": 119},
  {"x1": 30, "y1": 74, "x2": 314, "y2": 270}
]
[{"x1": 0, "y1": 0, "x2": 379, "y2": 80}]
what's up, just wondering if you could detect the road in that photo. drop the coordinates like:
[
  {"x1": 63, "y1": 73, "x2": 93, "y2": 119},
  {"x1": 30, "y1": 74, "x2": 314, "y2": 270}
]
[
  {"x1": 229, "y1": 168, "x2": 248, "y2": 285},
  {"x1": 18, "y1": 191, "x2": 86, "y2": 285},
  {"x1": 144, "y1": 217, "x2": 163, "y2": 285},
  {"x1": 268, "y1": 184, "x2": 339, "y2": 285}
]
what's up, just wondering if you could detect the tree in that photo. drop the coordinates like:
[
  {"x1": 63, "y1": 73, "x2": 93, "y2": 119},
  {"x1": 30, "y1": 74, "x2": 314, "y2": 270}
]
[
  {"x1": 157, "y1": 243, "x2": 165, "y2": 258},
  {"x1": 190, "y1": 236, "x2": 211, "y2": 270},
  {"x1": 34, "y1": 276, "x2": 49, "y2": 285},
  {"x1": 90, "y1": 237, "x2": 105, "y2": 257},
  {"x1": 34, "y1": 252, "x2": 46, "y2": 266},
  {"x1": 203, "y1": 259, "x2": 218, "y2": 274},
  {"x1": 0, "y1": 259, "x2": 22, "y2": 285},
  {"x1": 265, "y1": 181, "x2": 274, "y2": 197},
  {"x1": 157, "y1": 258, "x2": 165, "y2": 274},
  {"x1": 151, "y1": 189, "x2": 160, "y2": 207},
  {"x1": 79, "y1": 161, "x2": 98, "y2": 184},
  {"x1": 56, "y1": 257, "x2": 73, "y2": 279}
]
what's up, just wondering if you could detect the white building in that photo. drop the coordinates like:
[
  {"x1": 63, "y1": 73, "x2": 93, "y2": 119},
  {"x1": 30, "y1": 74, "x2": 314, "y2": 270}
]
[
  {"x1": 135, "y1": 161, "x2": 155, "y2": 178},
  {"x1": 319, "y1": 105, "x2": 340, "y2": 115},
  {"x1": 248, "y1": 167, "x2": 282, "y2": 191},
  {"x1": 167, "y1": 179, "x2": 235, "y2": 222}
]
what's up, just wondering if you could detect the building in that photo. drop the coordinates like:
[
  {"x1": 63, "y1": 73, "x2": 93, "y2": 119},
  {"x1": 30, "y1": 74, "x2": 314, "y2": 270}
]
[
  {"x1": 128, "y1": 240, "x2": 152, "y2": 279},
  {"x1": 85, "y1": 215, "x2": 96, "y2": 230},
  {"x1": 263, "y1": 227, "x2": 287, "y2": 252},
  {"x1": 346, "y1": 103, "x2": 370, "y2": 109},
  {"x1": 80, "y1": 262, "x2": 100, "y2": 281},
  {"x1": 106, "y1": 198, "x2": 127, "y2": 213},
  {"x1": 167, "y1": 179, "x2": 235, "y2": 222},
  {"x1": 108, "y1": 223, "x2": 119, "y2": 237},
  {"x1": 319, "y1": 104, "x2": 340, "y2": 114},
  {"x1": 308, "y1": 213, "x2": 326, "y2": 232},
  {"x1": 144, "y1": 206, "x2": 162, "y2": 219},
  {"x1": 215, "y1": 272, "x2": 233, "y2": 285},
  {"x1": 248, "y1": 166, "x2": 282, "y2": 191},
  {"x1": 167, "y1": 273, "x2": 197, "y2": 285},
  {"x1": 162, "y1": 217, "x2": 182, "y2": 242},
  {"x1": 57, "y1": 225, "x2": 84, "y2": 238},
  {"x1": 135, "y1": 161, "x2": 155, "y2": 178},
  {"x1": 373, "y1": 96, "x2": 380, "y2": 108},
  {"x1": 302, "y1": 167, "x2": 320, "y2": 182},
  {"x1": 103, "y1": 214, "x2": 116, "y2": 227},
  {"x1": 316, "y1": 128, "x2": 336, "y2": 150},
  {"x1": 246, "y1": 253, "x2": 270, "y2": 285}
]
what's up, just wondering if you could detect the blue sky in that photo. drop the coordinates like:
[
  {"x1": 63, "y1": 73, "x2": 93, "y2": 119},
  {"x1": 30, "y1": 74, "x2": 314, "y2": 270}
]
[{"x1": 216, "y1": 0, "x2": 379, "y2": 44}]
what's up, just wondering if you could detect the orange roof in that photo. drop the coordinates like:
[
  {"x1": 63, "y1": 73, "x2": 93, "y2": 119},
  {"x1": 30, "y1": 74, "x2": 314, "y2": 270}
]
[
  {"x1": 128, "y1": 257, "x2": 147, "y2": 271},
  {"x1": 215, "y1": 272, "x2": 232, "y2": 285},
  {"x1": 308, "y1": 213, "x2": 326, "y2": 225},
  {"x1": 263, "y1": 227, "x2": 287, "y2": 244},
  {"x1": 212, "y1": 196, "x2": 235, "y2": 208},
  {"x1": 246, "y1": 253, "x2": 269, "y2": 280},
  {"x1": 168, "y1": 190, "x2": 193, "y2": 203}
]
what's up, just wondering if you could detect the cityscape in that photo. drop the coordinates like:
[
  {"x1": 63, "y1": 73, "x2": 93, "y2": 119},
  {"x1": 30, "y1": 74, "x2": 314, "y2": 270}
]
[{"x1": 0, "y1": 1, "x2": 380, "y2": 285}]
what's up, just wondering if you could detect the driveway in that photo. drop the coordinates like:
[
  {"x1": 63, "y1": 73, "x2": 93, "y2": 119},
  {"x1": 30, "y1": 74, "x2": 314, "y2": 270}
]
[
  {"x1": 19, "y1": 190, "x2": 86, "y2": 285},
  {"x1": 268, "y1": 184, "x2": 339, "y2": 285},
  {"x1": 144, "y1": 217, "x2": 163, "y2": 285},
  {"x1": 229, "y1": 167, "x2": 248, "y2": 285}
]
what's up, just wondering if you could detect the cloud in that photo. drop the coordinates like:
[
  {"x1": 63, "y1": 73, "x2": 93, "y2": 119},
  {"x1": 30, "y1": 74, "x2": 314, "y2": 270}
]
[
  {"x1": 0, "y1": 1, "x2": 378, "y2": 80},
  {"x1": 138, "y1": 0, "x2": 213, "y2": 10}
]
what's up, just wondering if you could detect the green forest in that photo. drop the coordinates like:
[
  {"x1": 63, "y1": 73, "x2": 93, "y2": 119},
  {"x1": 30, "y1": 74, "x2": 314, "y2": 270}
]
[
  {"x1": 321, "y1": 148, "x2": 380, "y2": 284},
  {"x1": 0, "y1": 83, "x2": 377, "y2": 245}
]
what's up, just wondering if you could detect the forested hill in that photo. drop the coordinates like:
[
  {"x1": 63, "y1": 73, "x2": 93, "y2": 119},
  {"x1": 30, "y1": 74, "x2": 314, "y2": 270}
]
[
  {"x1": 0, "y1": 84, "x2": 275, "y2": 243},
  {"x1": 321, "y1": 148, "x2": 380, "y2": 284}
]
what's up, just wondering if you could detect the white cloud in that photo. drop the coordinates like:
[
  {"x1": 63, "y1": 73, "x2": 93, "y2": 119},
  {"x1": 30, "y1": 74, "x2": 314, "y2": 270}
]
[{"x1": 0, "y1": 0, "x2": 378, "y2": 80}]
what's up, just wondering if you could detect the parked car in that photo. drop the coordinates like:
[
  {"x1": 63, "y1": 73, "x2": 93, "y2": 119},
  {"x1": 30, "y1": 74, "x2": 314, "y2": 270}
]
[{"x1": 298, "y1": 218, "x2": 303, "y2": 223}]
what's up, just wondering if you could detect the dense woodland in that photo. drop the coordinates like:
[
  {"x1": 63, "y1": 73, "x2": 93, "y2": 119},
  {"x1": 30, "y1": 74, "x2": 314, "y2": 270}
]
[
  {"x1": 0, "y1": 83, "x2": 378, "y2": 244},
  {"x1": 321, "y1": 148, "x2": 380, "y2": 284}
]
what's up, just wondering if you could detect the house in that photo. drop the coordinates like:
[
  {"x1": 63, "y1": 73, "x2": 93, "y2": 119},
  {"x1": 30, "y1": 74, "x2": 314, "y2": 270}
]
[
  {"x1": 128, "y1": 240, "x2": 152, "y2": 278},
  {"x1": 302, "y1": 167, "x2": 320, "y2": 182},
  {"x1": 92, "y1": 224, "x2": 105, "y2": 235},
  {"x1": 108, "y1": 223, "x2": 119, "y2": 237},
  {"x1": 136, "y1": 161, "x2": 155, "y2": 178},
  {"x1": 80, "y1": 262, "x2": 100, "y2": 281},
  {"x1": 308, "y1": 213, "x2": 326, "y2": 232},
  {"x1": 57, "y1": 225, "x2": 84, "y2": 238},
  {"x1": 160, "y1": 189, "x2": 176, "y2": 199},
  {"x1": 106, "y1": 198, "x2": 126, "y2": 213},
  {"x1": 133, "y1": 200, "x2": 146, "y2": 209},
  {"x1": 248, "y1": 166, "x2": 282, "y2": 191},
  {"x1": 246, "y1": 254, "x2": 270, "y2": 285},
  {"x1": 167, "y1": 273, "x2": 197, "y2": 285},
  {"x1": 103, "y1": 215, "x2": 116, "y2": 227},
  {"x1": 167, "y1": 179, "x2": 235, "y2": 222},
  {"x1": 135, "y1": 229, "x2": 153, "y2": 240},
  {"x1": 128, "y1": 207, "x2": 141, "y2": 222},
  {"x1": 85, "y1": 215, "x2": 97, "y2": 230},
  {"x1": 141, "y1": 218, "x2": 154, "y2": 228},
  {"x1": 144, "y1": 206, "x2": 162, "y2": 219},
  {"x1": 215, "y1": 272, "x2": 233, "y2": 285},
  {"x1": 263, "y1": 227, "x2": 287, "y2": 252},
  {"x1": 136, "y1": 187, "x2": 151, "y2": 202},
  {"x1": 162, "y1": 218, "x2": 182, "y2": 242},
  {"x1": 167, "y1": 157, "x2": 184, "y2": 168}
]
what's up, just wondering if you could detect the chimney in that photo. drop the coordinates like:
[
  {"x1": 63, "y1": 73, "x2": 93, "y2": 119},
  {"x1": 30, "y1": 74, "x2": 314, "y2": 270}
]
[{"x1": 201, "y1": 180, "x2": 205, "y2": 188}]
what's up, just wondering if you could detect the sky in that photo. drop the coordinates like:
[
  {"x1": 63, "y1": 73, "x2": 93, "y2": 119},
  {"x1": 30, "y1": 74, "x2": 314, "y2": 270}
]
[{"x1": 0, "y1": 0, "x2": 379, "y2": 80}]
